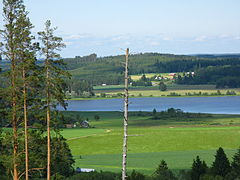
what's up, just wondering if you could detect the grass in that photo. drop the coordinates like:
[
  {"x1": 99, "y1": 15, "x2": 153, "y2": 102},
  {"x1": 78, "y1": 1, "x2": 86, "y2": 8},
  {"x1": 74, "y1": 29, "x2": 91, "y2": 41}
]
[
  {"x1": 73, "y1": 149, "x2": 237, "y2": 174},
  {"x1": 66, "y1": 126, "x2": 240, "y2": 155},
  {"x1": 59, "y1": 111, "x2": 240, "y2": 174}
]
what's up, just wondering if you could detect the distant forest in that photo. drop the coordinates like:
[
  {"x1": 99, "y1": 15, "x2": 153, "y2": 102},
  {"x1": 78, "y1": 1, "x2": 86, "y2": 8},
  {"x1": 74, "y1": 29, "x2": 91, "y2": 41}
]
[{"x1": 63, "y1": 53, "x2": 240, "y2": 87}]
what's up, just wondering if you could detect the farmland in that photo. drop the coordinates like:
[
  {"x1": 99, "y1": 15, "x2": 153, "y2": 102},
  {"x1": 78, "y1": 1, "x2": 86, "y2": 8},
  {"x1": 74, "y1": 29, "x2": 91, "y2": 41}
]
[{"x1": 60, "y1": 111, "x2": 240, "y2": 174}]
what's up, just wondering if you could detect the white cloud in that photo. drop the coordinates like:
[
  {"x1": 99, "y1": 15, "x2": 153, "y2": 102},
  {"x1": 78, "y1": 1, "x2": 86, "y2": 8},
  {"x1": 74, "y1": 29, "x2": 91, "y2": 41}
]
[
  {"x1": 219, "y1": 34, "x2": 230, "y2": 38},
  {"x1": 149, "y1": 41, "x2": 160, "y2": 46},
  {"x1": 194, "y1": 35, "x2": 207, "y2": 42},
  {"x1": 111, "y1": 35, "x2": 131, "y2": 41},
  {"x1": 162, "y1": 36, "x2": 171, "y2": 41},
  {"x1": 63, "y1": 41, "x2": 73, "y2": 46},
  {"x1": 64, "y1": 34, "x2": 90, "y2": 40},
  {"x1": 235, "y1": 36, "x2": 240, "y2": 40}
]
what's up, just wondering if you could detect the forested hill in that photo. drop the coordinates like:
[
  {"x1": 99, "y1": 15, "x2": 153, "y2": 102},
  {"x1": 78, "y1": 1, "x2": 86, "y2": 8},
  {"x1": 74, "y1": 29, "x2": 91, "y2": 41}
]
[{"x1": 63, "y1": 53, "x2": 240, "y2": 85}]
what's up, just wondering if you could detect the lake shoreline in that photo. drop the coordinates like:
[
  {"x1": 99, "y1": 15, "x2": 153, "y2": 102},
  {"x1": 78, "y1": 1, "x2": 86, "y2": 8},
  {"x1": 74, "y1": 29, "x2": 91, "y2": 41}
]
[{"x1": 59, "y1": 96, "x2": 240, "y2": 114}]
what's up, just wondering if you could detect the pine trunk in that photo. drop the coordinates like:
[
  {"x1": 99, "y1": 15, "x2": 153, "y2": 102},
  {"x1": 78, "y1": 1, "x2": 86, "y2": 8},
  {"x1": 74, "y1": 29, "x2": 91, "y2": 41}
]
[
  {"x1": 23, "y1": 68, "x2": 29, "y2": 180},
  {"x1": 47, "y1": 68, "x2": 51, "y2": 180},
  {"x1": 12, "y1": 63, "x2": 18, "y2": 180},
  {"x1": 10, "y1": 37, "x2": 19, "y2": 179}
]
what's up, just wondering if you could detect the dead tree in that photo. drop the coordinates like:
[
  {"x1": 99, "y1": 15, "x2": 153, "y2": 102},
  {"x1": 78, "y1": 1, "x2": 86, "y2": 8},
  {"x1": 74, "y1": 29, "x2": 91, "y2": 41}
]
[{"x1": 122, "y1": 48, "x2": 129, "y2": 180}]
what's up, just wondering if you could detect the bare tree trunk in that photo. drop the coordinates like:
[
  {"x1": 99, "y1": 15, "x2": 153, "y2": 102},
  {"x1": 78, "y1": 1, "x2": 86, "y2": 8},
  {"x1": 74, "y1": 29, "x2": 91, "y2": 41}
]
[
  {"x1": 47, "y1": 68, "x2": 51, "y2": 180},
  {"x1": 23, "y1": 68, "x2": 29, "y2": 180},
  {"x1": 122, "y1": 48, "x2": 129, "y2": 180}
]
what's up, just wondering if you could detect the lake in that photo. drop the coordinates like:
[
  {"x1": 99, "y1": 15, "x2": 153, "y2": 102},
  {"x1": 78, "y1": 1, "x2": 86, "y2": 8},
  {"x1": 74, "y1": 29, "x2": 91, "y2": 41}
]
[{"x1": 58, "y1": 96, "x2": 240, "y2": 114}]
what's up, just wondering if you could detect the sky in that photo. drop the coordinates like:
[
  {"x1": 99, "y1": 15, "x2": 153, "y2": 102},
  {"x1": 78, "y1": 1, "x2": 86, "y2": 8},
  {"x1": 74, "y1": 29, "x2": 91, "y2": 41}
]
[{"x1": 1, "y1": 0, "x2": 240, "y2": 57}]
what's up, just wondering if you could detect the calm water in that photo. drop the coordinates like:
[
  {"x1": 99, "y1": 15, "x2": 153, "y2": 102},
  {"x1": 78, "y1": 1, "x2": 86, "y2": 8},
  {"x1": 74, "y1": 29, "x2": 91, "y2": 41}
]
[{"x1": 58, "y1": 96, "x2": 240, "y2": 114}]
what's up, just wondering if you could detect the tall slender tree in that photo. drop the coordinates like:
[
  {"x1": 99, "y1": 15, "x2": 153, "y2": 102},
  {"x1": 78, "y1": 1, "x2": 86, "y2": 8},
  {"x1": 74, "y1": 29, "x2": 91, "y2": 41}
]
[
  {"x1": 16, "y1": 7, "x2": 37, "y2": 180},
  {"x1": 38, "y1": 20, "x2": 68, "y2": 180},
  {"x1": 1, "y1": 0, "x2": 26, "y2": 179}
]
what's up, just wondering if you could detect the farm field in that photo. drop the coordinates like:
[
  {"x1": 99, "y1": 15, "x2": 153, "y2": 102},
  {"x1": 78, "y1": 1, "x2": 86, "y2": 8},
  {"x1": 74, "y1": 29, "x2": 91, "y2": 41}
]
[
  {"x1": 60, "y1": 111, "x2": 240, "y2": 175},
  {"x1": 130, "y1": 73, "x2": 170, "y2": 80},
  {"x1": 90, "y1": 84, "x2": 240, "y2": 99},
  {"x1": 98, "y1": 89, "x2": 240, "y2": 97}
]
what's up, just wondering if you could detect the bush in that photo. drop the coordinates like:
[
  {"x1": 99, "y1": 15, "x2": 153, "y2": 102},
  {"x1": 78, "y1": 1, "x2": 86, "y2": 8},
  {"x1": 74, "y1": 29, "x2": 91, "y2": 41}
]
[
  {"x1": 100, "y1": 93, "x2": 106, "y2": 97},
  {"x1": 127, "y1": 170, "x2": 145, "y2": 180},
  {"x1": 94, "y1": 115, "x2": 100, "y2": 121},
  {"x1": 159, "y1": 82, "x2": 167, "y2": 91},
  {"x1": 226, "y1": 90, "x2": 236, "y2": 95}
]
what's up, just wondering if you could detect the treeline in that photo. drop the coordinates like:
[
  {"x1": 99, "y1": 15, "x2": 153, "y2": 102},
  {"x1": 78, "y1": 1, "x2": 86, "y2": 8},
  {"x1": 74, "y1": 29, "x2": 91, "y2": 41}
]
[
  {"x1": 153, "y1": 58, "x2": 240, "y2": 73},
  {"x1": 0, "y1": 0, "x2": 74, "y2": 179},
  {"x1": 175, "y1": 65, "x2": 240, "y2": 88},
  {"x1": 151, "y1": 108, "x2": 211, "y2": 120},
  {"x1": 68, "y1": 147, "x2": 240, "y2": 180},
  {"x1": 66, "y1": 78, "x2": 94, "y2": 97}
]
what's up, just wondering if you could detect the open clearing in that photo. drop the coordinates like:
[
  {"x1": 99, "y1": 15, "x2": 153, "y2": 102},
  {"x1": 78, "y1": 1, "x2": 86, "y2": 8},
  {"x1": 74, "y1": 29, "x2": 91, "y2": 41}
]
[{"x1": 60, "y1": 111, "x2": 240, "y2": 174}]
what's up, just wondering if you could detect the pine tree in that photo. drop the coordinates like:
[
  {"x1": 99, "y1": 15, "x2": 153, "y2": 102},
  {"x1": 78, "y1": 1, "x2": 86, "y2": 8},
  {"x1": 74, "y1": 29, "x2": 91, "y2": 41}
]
[
  {"x1": 231, "y1": 148, "x2": 240, "y2": 176},
  {"x1": 38, "y1": 20, "x2": 69, "y2": 180},
  {"x1": 1, "y1": 0, "x2": 26, "y2": 179},
  {"x1": 16, "y1": 7, "x2": 38, "y2": 180},
  {"x1": 153, "y1": 160, "x2": 177, "y2": 180},
  {"x1": 191, "y1": 156, "x2": 208, "y2": 180},
  {"x1": 211, "y1": 147, "x2": 231, "y2": 177}
]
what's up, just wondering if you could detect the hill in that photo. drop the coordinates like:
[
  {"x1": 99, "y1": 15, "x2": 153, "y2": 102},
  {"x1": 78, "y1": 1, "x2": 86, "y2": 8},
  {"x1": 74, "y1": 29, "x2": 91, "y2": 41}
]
[{"x1": 63, "y1": 53, "x2": 240, "y2": 85}]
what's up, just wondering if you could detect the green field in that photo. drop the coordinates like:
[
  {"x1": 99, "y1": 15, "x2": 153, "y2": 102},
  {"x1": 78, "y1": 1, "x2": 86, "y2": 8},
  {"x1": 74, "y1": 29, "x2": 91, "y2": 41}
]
[
  {"x1": 60, "y1": 111, "x2": 240, "y2": 174},
  {"x1": 91, "y1": 83, "x2": 240, "y2": 99}
]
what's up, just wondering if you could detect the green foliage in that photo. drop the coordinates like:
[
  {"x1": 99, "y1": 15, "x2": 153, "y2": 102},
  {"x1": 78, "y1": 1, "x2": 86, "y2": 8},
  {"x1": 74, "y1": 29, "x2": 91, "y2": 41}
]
[
  {"x1": 153, "y1": 160, "x2": 177, "y2": 180},
  {"x1": 94, "y1": 115, "x2": 100, "y2": 121},
  {"x1": 151, "y1": 108, "x2": 210, "y2": 120},
  {"x1": 132, "y1": 74, "x2": 152, "y2": 87},
  {"x1": 66, "y1": 78, "x2": 94, "y2": 97},
  {"x1": 211, "y1": 147, "x2": 231, "y2": 177},
  {"x1": 63, "y1": 52, "x2": 240, "y2": 85},
  {"x1": 176, "y1": 65, "x2": 240, "y2": 87},
  {"x1": 0, "y1": 130, "x2": 75, "y2": 178},
  {"x1": 231, "y1": 148, "x2": 240, "y2": 176},
  {"x1": 51, "y1": 135, "x2": 75, "y2": 177},
  {"x1": 38, "y1": 20, "x2": 69, "y2": 109},
  {"x1": 159, "y1": 82, "x2": 167, "y2": 91},
  {"x1": 226, "y1": 90, "x2": 236, "y2": 95},
  {"x1": 127, "y1": 170, "x2": 145, "y2": 180},
  {"x1": 0, "y1": 129, "x2": 7, "y2": 179},
  {"x1": 191, "y1": 156, "x2": 208, "y2": 180},
  {"x1": 152, "y1": 108, "x2": 157, "y2": 116}
]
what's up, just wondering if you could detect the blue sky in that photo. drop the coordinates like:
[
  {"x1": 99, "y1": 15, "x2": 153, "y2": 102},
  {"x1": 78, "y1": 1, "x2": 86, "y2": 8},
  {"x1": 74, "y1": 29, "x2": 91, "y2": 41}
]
[{"x1": 1, "y1": 0, "x2": 240, "y2": 57}]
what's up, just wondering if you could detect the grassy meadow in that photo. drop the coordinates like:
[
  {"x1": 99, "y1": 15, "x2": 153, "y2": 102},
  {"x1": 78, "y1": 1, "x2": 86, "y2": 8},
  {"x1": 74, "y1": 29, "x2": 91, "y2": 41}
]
[{"x1": 60, "y1": 111, "x2": 240, "y2": 174}]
